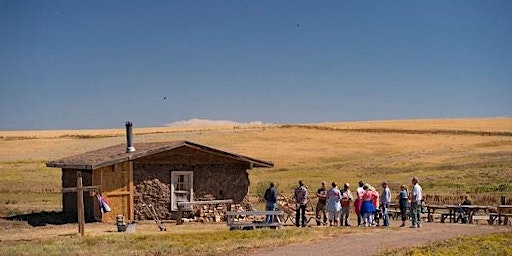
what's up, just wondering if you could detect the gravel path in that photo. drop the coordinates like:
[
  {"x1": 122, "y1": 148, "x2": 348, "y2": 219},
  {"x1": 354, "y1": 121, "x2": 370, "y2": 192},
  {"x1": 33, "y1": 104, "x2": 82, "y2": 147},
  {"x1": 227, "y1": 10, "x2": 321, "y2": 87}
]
[{"x1": 250, "y1": 222, "x2": 512, "y2": 256}]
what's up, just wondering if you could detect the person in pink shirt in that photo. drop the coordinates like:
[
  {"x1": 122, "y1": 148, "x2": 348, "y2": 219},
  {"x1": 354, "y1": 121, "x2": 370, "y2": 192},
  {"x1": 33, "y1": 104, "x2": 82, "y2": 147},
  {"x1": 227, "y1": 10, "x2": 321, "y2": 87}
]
[{"x1": 360, "y1": 185, "x2": 378, "y2": 226}]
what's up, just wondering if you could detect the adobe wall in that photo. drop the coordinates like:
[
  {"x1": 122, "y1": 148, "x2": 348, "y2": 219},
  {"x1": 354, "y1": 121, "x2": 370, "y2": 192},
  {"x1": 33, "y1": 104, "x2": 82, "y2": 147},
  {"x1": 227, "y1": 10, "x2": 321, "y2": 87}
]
[
  {"x1": 132, "y1": 163, "x2": 250, "y2": 220},
  {"x1": 61, "y1": 169, "x2": 95, "y2": 222}
]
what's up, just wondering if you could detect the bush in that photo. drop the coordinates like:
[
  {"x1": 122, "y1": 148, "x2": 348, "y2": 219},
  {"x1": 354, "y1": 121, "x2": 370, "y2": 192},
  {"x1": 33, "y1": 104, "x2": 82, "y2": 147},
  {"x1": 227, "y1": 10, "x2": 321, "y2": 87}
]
[{"x1": 254, "y1": 181, "x2": 279, "y2": 203}]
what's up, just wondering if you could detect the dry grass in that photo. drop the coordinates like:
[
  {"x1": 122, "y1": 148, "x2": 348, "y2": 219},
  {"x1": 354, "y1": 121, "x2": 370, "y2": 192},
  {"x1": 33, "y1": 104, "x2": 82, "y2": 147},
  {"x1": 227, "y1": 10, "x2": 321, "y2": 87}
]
[
  {"x1": 0, "y1": 221, "x2": 359, "y2": 256},
  {"x1": 380, "y1": 231, "x2": 512, "y2": 256},
  {"x1": 1, "y1": 118, "x2": 511, "y2": 215},
  {"x1": 0, "y1": 118, "x2": 511, "y2": 255}
]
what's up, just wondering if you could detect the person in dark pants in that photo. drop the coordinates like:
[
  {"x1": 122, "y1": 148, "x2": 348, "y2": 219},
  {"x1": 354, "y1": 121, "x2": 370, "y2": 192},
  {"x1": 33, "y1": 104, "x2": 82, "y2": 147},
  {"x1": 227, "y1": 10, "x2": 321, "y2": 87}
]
[
  {"x1": 264, "y1": 182, "x2": 278, "y2": 223},
  {"x1": 355, "y1": 180, "x2": 365, "y2": 226},
  {"x1": 398, "y1": 184, "x2": 409, "y2": 227},
  {"x1": 410, "y1": 177, "x2": 423, "y2": 228},
  {"x1": 315, "y1": 181, "x2": 327, "y2": 225},
  {"x1": 458, "y1": 195, "x2": 472, "y2": 223},
  {"x1": 380, "y1": 181, "x2": 391, "y2": 227},
  {"x1": 294, "y1": 180, "x2": 308, "y2": 227}
]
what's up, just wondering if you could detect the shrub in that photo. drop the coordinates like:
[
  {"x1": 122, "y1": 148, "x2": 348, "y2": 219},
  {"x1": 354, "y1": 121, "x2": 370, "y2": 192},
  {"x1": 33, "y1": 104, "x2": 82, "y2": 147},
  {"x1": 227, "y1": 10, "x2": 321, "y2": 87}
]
[{"x1": 254, "y1": 181, "x2": 279, "y2": 202}]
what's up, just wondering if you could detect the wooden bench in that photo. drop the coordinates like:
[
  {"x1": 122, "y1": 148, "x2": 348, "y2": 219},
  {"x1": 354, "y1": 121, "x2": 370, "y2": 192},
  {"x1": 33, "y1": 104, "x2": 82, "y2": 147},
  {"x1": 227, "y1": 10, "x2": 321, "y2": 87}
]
[
  {"x1": 388, "y1": 209, "x2": 401, "y2": 220},
  {"x1": 488, "y1": 213, "x2": 512, "y2": 225},
  {"x1": 226, "y1": 211, "x2": 284, "y2": 230}
]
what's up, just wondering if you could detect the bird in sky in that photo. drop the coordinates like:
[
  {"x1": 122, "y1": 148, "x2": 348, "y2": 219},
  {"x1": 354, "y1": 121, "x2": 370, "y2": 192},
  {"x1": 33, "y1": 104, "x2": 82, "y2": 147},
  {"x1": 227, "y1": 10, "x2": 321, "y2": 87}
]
[{"x1": 163, "y1": 96, "x2": 167, "y2": 100}]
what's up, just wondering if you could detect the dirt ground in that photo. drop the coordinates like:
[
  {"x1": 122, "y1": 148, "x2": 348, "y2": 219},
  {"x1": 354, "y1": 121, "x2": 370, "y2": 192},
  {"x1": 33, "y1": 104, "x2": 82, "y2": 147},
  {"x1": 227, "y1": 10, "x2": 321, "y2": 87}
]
[
  {"x1": 1, "y1": 218, "x2": 511, "y2": 256},
  {"x1": 250, "y1": 220, "x2": 512, "y2": 256},
  {"x1": 0, "y1": 219, "x2": 226, "y2": 241}
]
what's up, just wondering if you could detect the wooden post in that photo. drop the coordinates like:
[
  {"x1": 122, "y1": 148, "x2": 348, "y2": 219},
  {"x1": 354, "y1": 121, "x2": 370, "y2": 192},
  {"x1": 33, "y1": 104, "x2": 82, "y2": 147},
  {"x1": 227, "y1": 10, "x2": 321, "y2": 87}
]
[
  {"x1": 61, "y1": 172, "x2": 98, "y2": 237},
  {"x1": 77, "y1": 171, "x2": 85, "y2": 236},
  {"x1": 176, "y1": 204, "x2": 183, "y2": 225}
]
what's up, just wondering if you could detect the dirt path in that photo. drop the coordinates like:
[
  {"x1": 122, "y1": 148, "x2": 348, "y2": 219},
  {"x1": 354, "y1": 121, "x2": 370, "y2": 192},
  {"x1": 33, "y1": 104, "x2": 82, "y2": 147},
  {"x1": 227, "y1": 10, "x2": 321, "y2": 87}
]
[{"x1": 250, "y1": 222, "x2": 512, "y2": 256}]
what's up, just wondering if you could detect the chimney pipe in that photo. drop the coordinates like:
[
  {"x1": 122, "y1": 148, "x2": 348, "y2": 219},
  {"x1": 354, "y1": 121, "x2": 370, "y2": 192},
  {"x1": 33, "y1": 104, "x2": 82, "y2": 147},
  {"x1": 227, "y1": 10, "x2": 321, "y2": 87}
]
[{"x1": 125, "y1": 121, "x2": 135, "y2": 153}]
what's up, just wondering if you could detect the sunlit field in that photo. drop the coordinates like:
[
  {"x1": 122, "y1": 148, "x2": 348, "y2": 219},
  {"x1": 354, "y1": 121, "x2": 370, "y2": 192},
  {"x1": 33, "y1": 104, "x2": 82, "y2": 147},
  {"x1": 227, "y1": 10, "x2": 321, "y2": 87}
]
[{"x1": 0, "y1": 118, "x2": 511, "y2": 255}]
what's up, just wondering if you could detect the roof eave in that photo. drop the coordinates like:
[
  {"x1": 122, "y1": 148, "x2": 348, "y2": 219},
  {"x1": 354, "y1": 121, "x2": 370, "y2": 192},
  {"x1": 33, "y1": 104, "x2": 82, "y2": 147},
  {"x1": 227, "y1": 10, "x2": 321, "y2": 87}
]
[{"x1": 46, "y1": 162, "x2": 93, "y2": 170}]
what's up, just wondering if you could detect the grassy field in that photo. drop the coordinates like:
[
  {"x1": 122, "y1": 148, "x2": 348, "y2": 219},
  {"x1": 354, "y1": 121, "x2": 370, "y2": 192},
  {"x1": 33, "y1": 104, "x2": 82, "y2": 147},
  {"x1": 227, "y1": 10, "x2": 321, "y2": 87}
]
[
  {"x1": 0, "y1": 222, "x2": 358, "y2": 256},
  {"x1": 1, "y1": 118, "x2": 511, "y2": 215},
  {"x1": 0, "y1": 118, "x2": 511, "y2": 254},
  {"x1": 380, "y1": 232, "x2": 512, "y2": 256}
]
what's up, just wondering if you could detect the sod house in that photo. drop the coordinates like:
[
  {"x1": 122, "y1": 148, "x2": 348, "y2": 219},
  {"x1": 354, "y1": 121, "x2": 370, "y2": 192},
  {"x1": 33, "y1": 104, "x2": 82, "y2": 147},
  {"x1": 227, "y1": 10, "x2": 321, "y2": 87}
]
[{"x1": 46, "y1": 137, "x2": 273, "y2": 223}]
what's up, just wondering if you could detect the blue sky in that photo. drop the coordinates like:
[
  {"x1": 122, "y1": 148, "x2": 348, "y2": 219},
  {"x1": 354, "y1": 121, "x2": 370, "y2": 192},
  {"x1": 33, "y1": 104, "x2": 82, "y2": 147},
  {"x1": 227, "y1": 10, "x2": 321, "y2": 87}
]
[{"x1": 1, "y1": 1, "x2": 511, "y2": 130}]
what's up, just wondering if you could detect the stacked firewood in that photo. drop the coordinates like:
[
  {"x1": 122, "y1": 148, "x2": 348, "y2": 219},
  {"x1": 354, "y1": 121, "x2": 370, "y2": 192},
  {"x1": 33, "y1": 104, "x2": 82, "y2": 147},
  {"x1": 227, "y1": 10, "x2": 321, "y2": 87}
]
[{"x1": 134, "y1": 178, "x2": 172, "y2": 220}]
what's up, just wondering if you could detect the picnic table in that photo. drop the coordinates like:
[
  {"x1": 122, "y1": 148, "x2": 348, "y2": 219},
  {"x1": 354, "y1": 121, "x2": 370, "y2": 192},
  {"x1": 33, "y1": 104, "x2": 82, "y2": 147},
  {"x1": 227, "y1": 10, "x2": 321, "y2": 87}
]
[
  {"x1": 427, "y1": 204, "x2": 495, "y2": 224},
  {"x1": 489, "y1": 205, "x2": 512, "y2": 225},
  {"x1": 226, "y1": 210, "x2": 284, "y2": 230},
  {"x1": 387, "y1": 203, "x2": 403, "y2": 220},
  {"x1": 426, "y1": 205, "x2": 449, "y2": 223}
]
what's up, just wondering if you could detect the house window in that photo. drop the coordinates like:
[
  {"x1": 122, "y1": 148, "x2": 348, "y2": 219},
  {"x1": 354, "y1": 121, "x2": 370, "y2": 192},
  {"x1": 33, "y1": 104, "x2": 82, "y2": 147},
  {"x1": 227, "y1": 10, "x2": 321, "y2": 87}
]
[{"x1": 170, "y1": 171, "x2": 193, "y2": 211}]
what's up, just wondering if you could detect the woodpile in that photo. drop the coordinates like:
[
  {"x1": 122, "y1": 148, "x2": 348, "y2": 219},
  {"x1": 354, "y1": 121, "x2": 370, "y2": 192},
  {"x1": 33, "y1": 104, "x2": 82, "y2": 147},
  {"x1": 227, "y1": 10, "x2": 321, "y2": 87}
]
[
  {"x1": 180, "y1": 195, "x2": 255, "y2": 223},
  {"x1": 134, "y1": 178, "x2": 172, "y2": 220},
  {"x1": 188, "y1": 203, "x2": 263, "y2": 223}
]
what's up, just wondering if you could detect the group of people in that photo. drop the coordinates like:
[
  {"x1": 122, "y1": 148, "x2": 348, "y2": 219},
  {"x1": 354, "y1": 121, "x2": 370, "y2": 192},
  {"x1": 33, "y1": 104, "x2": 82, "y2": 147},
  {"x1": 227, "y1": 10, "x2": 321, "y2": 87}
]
[{"x1": 264, "y1": 177, "x2": 423, "y2": 228}]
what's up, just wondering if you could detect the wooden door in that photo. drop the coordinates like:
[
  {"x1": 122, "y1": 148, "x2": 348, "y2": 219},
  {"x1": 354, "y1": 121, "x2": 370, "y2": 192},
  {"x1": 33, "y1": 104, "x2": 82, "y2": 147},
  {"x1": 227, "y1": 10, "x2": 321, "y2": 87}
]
[{"x1": 93, "y1": 161, "x2": 134, "y2": 222}]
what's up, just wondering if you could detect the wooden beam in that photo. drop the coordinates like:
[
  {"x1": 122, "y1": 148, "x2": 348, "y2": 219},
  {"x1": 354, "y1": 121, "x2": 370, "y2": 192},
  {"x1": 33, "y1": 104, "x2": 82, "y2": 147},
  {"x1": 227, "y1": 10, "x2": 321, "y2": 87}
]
[
  {"x1": 177, "y1": 199, "x2": 233, "y2": 206},
  {"x1": 77, "y1": 171, "x2": 85, "y2": 236},
  {"x1": 62, "y1": 186, "x2": 99, "y2": 193},
  {"x1": 128, "y1": 161, "x2": 134, "y2": 221}
]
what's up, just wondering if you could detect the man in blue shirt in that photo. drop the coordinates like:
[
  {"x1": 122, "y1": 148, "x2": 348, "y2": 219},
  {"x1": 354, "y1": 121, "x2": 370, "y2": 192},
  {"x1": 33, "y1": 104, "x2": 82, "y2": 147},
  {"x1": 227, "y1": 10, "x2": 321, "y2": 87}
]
[
  {"x1": 264, "y1": 182, "x2": 278, "y2": 223},
  {"x1": 380, "y1": 181, "x2": 391, "y2": 227}
]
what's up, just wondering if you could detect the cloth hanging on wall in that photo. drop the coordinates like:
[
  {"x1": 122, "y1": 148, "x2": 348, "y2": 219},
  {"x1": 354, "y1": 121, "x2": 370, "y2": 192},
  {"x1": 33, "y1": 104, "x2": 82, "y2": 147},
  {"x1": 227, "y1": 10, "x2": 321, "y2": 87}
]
[{"x1": 97, "y1": 194, "x2": 111, "y2": 213}]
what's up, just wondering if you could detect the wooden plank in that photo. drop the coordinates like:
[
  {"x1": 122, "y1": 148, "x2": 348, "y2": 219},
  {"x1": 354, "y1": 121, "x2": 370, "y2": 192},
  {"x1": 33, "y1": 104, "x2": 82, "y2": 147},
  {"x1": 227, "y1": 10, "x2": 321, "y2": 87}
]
[
  {"x1": 229, "y1": 223, "x2": 281, "y2": 228},
  {"x1": 99, "y1": 163, "x2": 131, "y2": 223},
  {"x1": 103, "y1": 194, "x2": 129, "y2": 223},
  {"x1": 226, "y1": 211, "x2": 284, "y2": 216},
  {"x1": 62, "y1": 186, "x2": 99, "y2": 193},
  {"x1": 178, "y1": 199, "x2": 233, "y2": 206},
  {"x1": 128, "y1": 161, "x2": 134, "y2": 221},
  {"x1": 77, "y1": 171, "x2": 85, "y2": 236},
  {"x1": 104, "y1": 191, "x2": 131, "y2": 196},
  {"x1": 92, "y1": 168, "x2": 101, "y2": 221}
]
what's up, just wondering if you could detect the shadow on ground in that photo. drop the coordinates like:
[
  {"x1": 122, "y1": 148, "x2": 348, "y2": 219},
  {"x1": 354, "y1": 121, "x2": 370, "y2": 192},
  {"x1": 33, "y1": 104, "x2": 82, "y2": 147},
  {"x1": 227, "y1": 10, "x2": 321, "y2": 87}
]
[{"x1": 4, "y1": 211, "x2": 77, "y2": 227}]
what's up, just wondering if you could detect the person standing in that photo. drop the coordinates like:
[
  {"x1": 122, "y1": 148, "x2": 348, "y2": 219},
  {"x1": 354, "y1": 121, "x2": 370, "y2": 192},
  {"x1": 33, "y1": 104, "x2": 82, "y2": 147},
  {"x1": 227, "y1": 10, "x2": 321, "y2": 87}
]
[
  {"x1": 398, "y1": 185, "x2": 409, "y2": 227},
  {"x1": 264, "y1": 182, "x2": 278, "y2": 223},
  {"x1": 341, "y1": 183, "x2": 353, "y2": 226},
  {"x1": 293, "y1": 180, "x2": 308, "y2": 227},
  {"x1": 315, "y1": 181, "x2": 328, "y2": 225},
  {"x1": 355, "y1": 180, "x2": 365, "y2": 226},
  {"x1": 380, "y1": 181, "x2": 391, "y2": 227},
  {"x1": 410, "y1": 177, "x2": 423, "y2": 228},
  {"x1": 326, "y1": 182, "x2": 342, "y2": 226},
  {"x1": 360, "y1": 185, "x2": 378, "y2": 226}
]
